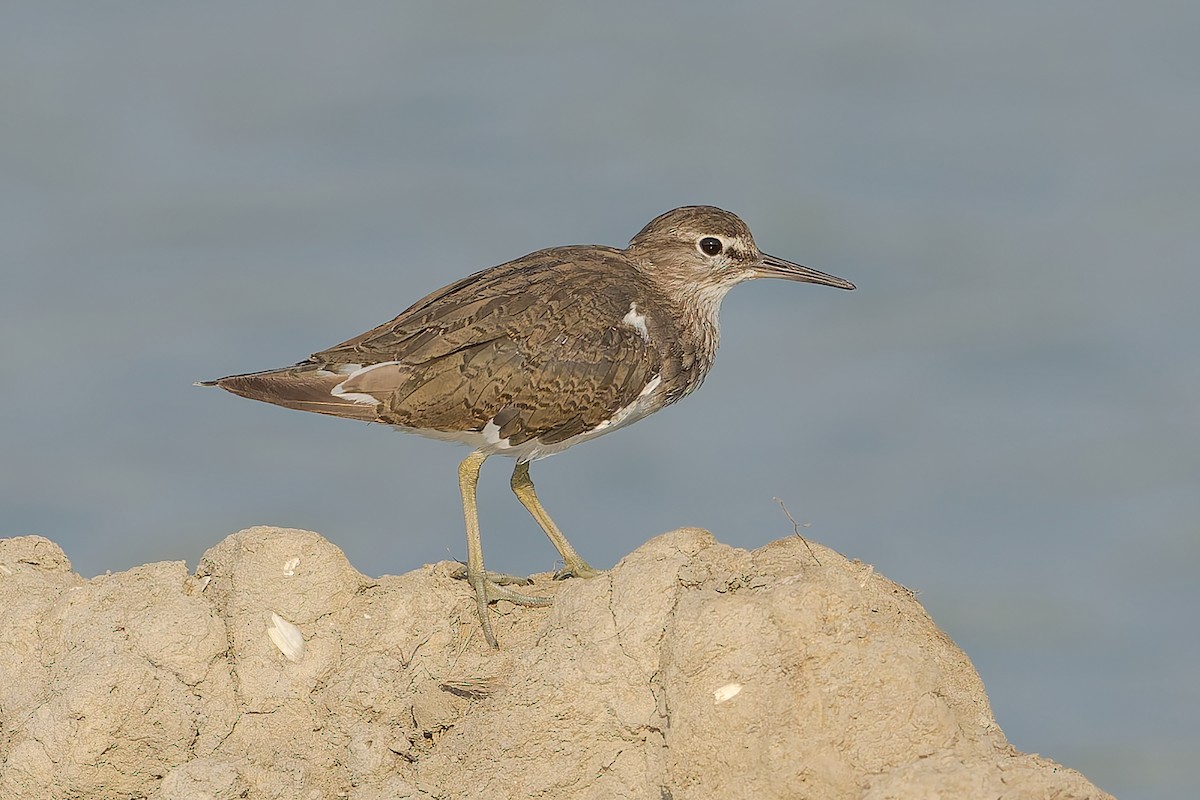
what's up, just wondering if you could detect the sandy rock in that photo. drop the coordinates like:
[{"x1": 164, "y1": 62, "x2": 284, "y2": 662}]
[{"x1": 0, "y1": 527, "x2": 1113, "y2": 799}]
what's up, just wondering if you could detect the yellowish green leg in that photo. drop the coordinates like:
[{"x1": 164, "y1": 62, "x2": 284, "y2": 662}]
[
  {"x1": 457, "y1": 450, "x2": 551, "y2": 648},
  {"x1": 511, "y1": 461, "x2": 602, "y2": 580}
]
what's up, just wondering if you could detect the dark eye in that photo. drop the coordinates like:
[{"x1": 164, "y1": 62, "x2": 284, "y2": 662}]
[{"x1": 698, "y1": 237, "x2": 723, "y2": 256}]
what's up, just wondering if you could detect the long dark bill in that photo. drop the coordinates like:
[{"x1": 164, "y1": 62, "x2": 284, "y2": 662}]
[{"x1": 757, "y1": 253, "x2": 856, "y2": 290}]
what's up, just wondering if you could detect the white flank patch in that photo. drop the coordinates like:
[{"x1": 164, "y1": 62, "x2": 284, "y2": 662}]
[
  {"x1": 268, "y1": 612, "x2": 305, "y2": 662},
  {"x1": 622, "y1": 302, "x2": 651, "y2": 342},
  {"x1": 639, "y1": 374, "x2": 662, "y2": 398},
  {"x1": 331, "y1": 361, "x2": 401, "y2": 405},
  {"x1": 591, "y1": 374, "x2": 662, "y2": 432},
  {"x1": 481, "y1": 419, "x2": 512, "y2": 449},
  {"x1": 713, "y1": 682, "x2": 743, "y2": 704}
]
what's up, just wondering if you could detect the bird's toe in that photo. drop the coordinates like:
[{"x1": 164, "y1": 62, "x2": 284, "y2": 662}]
[{"x1": 554, "y1": 559, "x2": 605, "y2": 581}]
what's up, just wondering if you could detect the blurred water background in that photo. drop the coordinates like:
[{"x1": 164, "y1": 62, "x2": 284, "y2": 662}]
[{"x1": 3, "y1": 3, "x2": 1197, "y2": 797}]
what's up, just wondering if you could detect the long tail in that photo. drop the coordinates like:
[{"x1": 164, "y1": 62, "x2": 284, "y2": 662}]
[{"x1": 196, "y1": 363, "x2": 379, "y2": 422}]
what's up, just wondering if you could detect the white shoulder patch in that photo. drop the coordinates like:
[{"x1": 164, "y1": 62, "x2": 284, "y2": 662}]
[{"x1": 622, "y1": 302, "x2": 651, "y2": 343}]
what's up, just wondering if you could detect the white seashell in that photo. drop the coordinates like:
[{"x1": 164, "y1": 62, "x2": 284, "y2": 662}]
[
  {"x1": 713, "y1": 682, "x2": 743, "y2": 704},
  {"x1": 282, "y1": 557, "x2": 301, "y2": 577},
  {"x1": 267, "y1": 612, "x2": 305, "y2": 662}
]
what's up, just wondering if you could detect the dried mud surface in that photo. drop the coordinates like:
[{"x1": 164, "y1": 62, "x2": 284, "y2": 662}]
[{"x1": 0, "y1": 527, "x2": 1113, "y2": 799}]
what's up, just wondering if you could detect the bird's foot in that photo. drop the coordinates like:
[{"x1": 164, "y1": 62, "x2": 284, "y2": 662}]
[
  {"x1": 450, "y1": 565, "x2": 553, "y2": 648},
  {"x1": 480, "y1": 579, "x2": 554, "y2": 607},
  {"x1": 449, "y1": 564, "x2": 535, "y2": 587},
  {"x1": 553, "y1": 557, "x2": 604, "y2": 581}
]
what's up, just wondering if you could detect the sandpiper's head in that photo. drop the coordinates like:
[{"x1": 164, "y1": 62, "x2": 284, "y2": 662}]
[{"x1": 626, "y1": 205, "x2": 855, "y2": 294}]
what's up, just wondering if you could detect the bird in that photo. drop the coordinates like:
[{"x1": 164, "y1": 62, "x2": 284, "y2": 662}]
[{"x1": 200, "y1": 205, "x2": 854, "y2": 647}]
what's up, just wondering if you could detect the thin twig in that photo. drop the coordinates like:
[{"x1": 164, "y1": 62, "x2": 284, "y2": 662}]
[{"x1": 773, "y1": 497, "x2": 820, "y2": 565}]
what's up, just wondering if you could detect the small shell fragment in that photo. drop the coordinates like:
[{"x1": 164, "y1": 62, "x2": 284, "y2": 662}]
[
  {"x1": 282, "y1": 557, "x2": 301, "y2": 577},
  {"x1": 713, "y1": 682, "x2": 743, "y2": 705},
  {"x1": 268, "y1": 612, "x2": 305, "y2": 662}
]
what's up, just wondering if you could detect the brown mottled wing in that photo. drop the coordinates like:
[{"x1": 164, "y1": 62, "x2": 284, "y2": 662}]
[{"x1": 312, "y1": 246, "x2": 663, "y2": 444}]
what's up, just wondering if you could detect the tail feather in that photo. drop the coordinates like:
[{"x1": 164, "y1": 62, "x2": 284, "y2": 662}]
[{"x1": 198, "y1": 364, "x2": 379, "y2": 422}]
